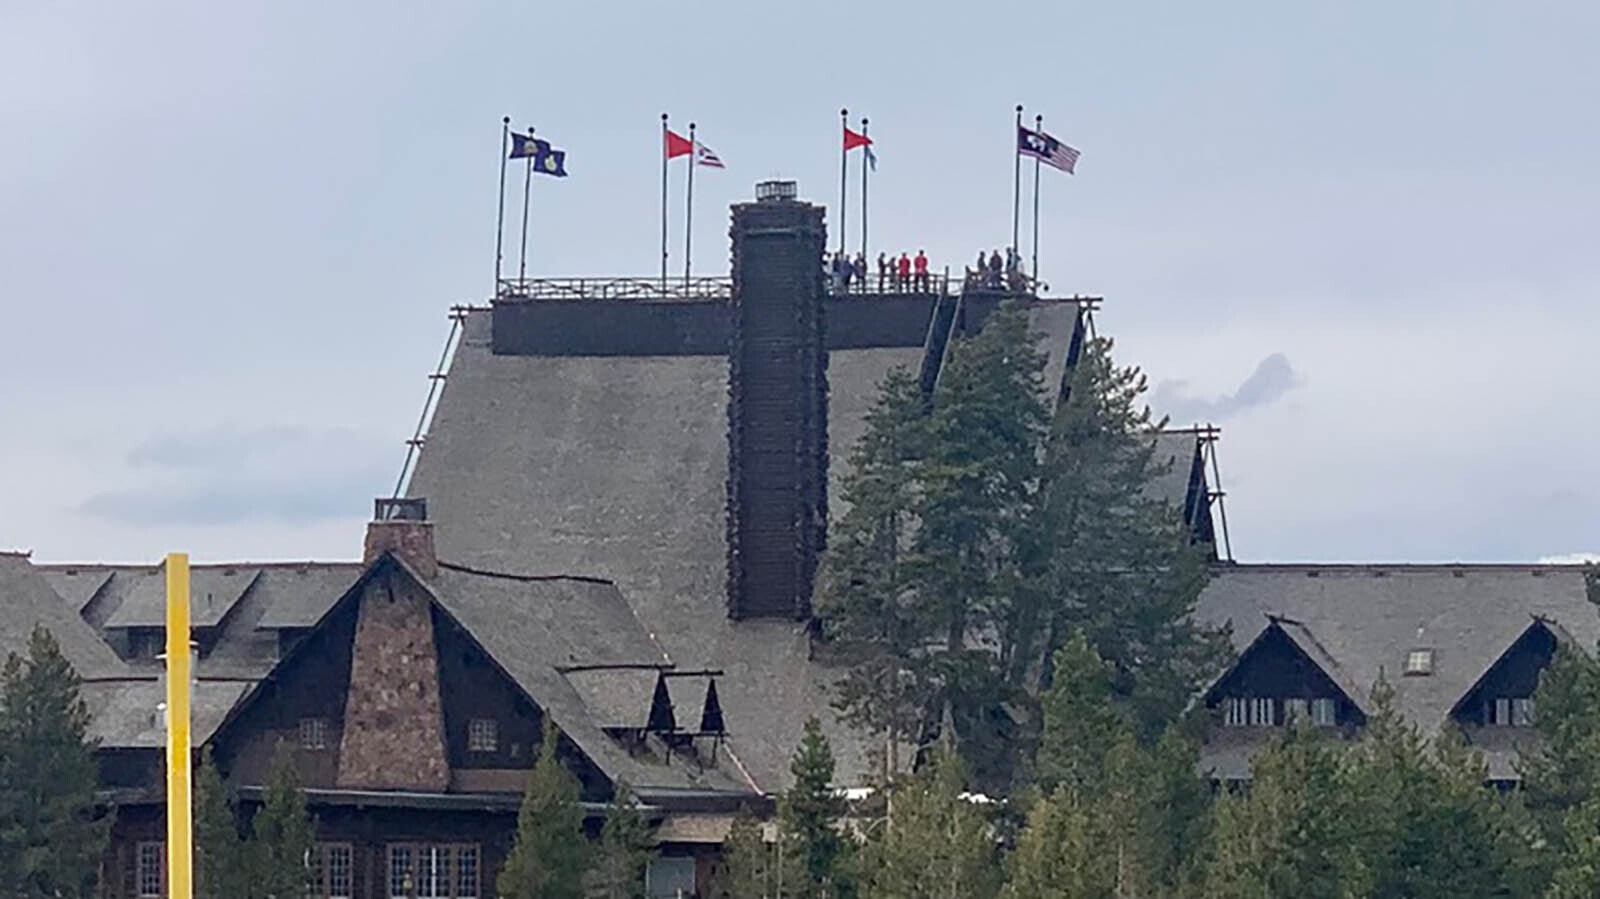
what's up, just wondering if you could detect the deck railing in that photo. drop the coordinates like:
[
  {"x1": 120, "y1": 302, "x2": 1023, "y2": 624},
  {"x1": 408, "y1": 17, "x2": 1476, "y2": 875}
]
[{"x1": 495, "y1": 270, "x2": 1044, "y2": 302}]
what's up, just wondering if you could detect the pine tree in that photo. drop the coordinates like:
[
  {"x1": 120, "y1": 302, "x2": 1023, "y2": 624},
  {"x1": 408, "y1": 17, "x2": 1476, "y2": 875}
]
[
  {"x1": 1030, "y1": 336, "x2": 1230, "y2": 742},
  {"x1": 0, "y1": 625, "x2": 109, "y2": 898},
  {"x1": 720, "y1": 811, "x2": 776, "y2": 899},
  {"x1": 499, "y1": 716, "x2": 588, "y2": 899},
  {"x1": 863, "y1": 747, "x2": 999, "y2": 899},
  {"x1": 247, "y1": 740, "x2": 315, "y2": 899},
  {"x1": 1006, "y1": 787, "x2": 1111, "y2": 899},
  {"x1": 779, "y1": 717, "x2": 850, "y2": 898},
  {"x1": 593, "y1": 780, "x2": 652, "y2": 899},
  {"x1": 1033, "y1": 630, "x2": 1131, "y2": 794},
  {"x1": 194, "y1": 748, "x2": 247, "y2": 899},
  {"x1": 1197, "y1": 725, "x2": 1365, "y2": 899}
]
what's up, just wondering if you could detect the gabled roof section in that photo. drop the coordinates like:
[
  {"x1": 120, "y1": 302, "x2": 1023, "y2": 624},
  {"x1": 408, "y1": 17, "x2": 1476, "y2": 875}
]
[
  {"x1": 253, "y1": 563, "x2": 365, "y2": 629},
  {"x1": 104, "y1": 563, "x2": 260, "y2": 629},
  {"x1": 83, "y1": 679, "x2": 249, "y2": 749},
  {"x1": 563, "y1": 668, "x2": 669, "y2": 730},
  {"x1": 1447, "y1": 616, "x2": 1567, "y2": 720},
  {"x1": 37, "y1": 567, "x2": 114, "y2": 613},
  {"x1": 0, "y1": 553, "x2": 126, "y2": 679},
  {"x1": 1196, "y1": 564, "x2": 1600, "y2": 735},
  {"x1": 1200, "y1": 615, "x2": 1368, "y2": 715}
]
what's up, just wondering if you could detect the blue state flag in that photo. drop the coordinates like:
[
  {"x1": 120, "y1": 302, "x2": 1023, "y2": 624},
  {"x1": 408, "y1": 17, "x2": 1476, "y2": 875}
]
[{"x1": 509, "y1": 133, "x2": 569, "y2": 177}]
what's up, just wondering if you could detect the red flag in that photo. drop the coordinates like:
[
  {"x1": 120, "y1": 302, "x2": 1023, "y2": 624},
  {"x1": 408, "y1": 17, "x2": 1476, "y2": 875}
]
[
  {"x1": 665, "y1": 129, "x2": 694, "y2": 159},
  {"x1": 843, "y1": 126, "x2": 873, "y2": 151}
]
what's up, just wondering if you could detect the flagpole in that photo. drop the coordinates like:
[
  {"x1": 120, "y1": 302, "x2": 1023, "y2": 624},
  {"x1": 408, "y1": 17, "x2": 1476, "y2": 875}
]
[
  {"x1": 1011, "y1": 104, "x2": 1023, "y2": 264},
  {"x1": 684, "y1": 122, "x2": 696, "y2": 288},
  {"x1": 518, "y1": 126, "x2": 535, "y2": 282},
  {"x1": 838, "y1": 108, "x2": 849, "y2": 257},
  {"x1": 494, "y1": 116, "x2": 510, "y2": 297},
  {"x1": 860, "y1": 117, "x2": 869, "y2": 264},
  {"x1": 661, "y1": 113, "x2": 670, "y2": 293},
  {"x1": 1031, "y1": 114, "x2": 1042, "y2": 283}
]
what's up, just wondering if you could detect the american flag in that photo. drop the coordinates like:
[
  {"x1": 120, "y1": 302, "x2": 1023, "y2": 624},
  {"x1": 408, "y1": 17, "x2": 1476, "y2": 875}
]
[{"x1": 1017, "y1": 125, "x2": 1080, "y2": 174}]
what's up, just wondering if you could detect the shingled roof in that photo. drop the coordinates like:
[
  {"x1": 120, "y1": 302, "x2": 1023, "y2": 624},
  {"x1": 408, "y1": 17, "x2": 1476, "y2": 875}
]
[
  {"x1": 1193, "y1": 564, "x2": 1599, "y2": 777},
  {"x1": 409, "y1": 302, "x2": 1086, "y2": 791},
  {"x1": 0, "y1": 553, "x2": 126, "y2": 680}
]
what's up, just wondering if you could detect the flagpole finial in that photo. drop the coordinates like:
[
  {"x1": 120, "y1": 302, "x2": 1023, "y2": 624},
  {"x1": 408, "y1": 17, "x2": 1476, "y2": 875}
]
[
  {"x1": 861, "y1": 117, "x2": 868, "y2": 127},
  {"x1": 1015, "y1": 104, "x2": 1024, "y2": 113},
  {"x1": 661, "y1": 112, "x2": 668, "y2": 123},
  {"x1": 840, "y1": 107, "x2": 848, "y2": 118},
  {"x1": 503, "y1": 115, "x2": 511, "y2": 125},
  {"x1": 1035, "y1": 114, "x2": 1043, "y2": 126}
]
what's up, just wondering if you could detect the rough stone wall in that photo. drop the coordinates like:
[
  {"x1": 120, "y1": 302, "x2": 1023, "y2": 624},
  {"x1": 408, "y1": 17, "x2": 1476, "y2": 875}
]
[
  {"x1": 336, "y1": 574, "x2": 450, "y2": 790},
  {"x1": 362, "y1": 521, "x2": 438, "y2": 579}
]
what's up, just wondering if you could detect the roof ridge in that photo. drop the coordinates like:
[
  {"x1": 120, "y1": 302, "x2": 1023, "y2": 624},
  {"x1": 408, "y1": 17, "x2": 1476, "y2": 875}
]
[{"x1": 437, "y1": 559, "x2": 614, "y2": 586}]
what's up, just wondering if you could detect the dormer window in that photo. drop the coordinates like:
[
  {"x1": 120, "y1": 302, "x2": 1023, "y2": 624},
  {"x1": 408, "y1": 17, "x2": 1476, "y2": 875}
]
[
  {"x1": 299, "y1": 717, "x2": 329, "y2": 750},
  {"x1": 1404, "y1": 649, "x2": 1435, "y2": 676},
  {"x1": 468, "y1": 718, "x2": 499, "y2": 752},
  {"x1": 1486, "y1": 697, "x2": 1535, "y2": 728}
]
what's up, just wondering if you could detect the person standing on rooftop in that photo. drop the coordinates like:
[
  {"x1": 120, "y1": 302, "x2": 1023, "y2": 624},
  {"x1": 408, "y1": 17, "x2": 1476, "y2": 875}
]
[{"x1": 913, "y1": 250, "x2": 929, "y2": 292}]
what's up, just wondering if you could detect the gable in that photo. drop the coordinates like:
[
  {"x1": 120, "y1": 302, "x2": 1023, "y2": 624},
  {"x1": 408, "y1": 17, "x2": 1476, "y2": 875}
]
[
  {"x1": 1451, "y1": 619, "x2": 1560, "y2": 722},
  {"x1": 1204, "y1": 622, "x2": 1363, "y2": 715}
]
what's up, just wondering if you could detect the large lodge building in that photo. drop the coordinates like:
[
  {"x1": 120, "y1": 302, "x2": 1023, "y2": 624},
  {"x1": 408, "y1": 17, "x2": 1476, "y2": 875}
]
[{"x1": 3, "y1": 182, "x2": 1594, "y2": 898}]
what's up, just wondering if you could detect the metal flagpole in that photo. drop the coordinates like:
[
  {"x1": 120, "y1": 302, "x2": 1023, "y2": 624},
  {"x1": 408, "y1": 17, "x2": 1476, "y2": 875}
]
[
  {"x1": 494, "y1": 116, "x2": 510, "y2": 296},
  {"x1": 1031, "y1": 114, "x2": 1042, "y2": 281},
  {"x1": 1011, "y1": 104, "x2": 1023, "y2": 262},
  {"x1": 684, "y1": 122, "x2": 696, "y2": 288},
  {"x1": 165, "y1": 554, "x2": 193, "y2": 899},
  {"x1": 661, "y1": 113, "x2": 670, "y2": 293},
  {"x1": 860, "y1": 117, "x2": 869, "y2": 264},
  {"x1": 838, "y1": 108, "x2": 849, "y2": 256},
  {"x1": 518, "y1": 127, "x2": 535, "y2": 281}
]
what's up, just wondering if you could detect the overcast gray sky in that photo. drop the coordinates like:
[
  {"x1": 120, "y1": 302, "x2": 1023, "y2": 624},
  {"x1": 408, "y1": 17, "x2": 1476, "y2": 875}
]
[{"x1": 3, "y1": 1, "x2": 1596, "y2": 564}]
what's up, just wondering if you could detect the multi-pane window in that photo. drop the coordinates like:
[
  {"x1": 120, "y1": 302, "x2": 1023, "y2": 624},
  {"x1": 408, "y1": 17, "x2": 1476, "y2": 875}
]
[
  {"x1": 1311, "y1": 698, "x2": 1338, "y2": 727},
  {"x1": 1248, "y1": 698, "x2": 1275, "y2": 726},
  {"x1": 309, "y1": 843, "x2": 353, "y2": 899},
  {"x1": 1488, "y1": 696, "x2": 1535, "y2": 727},
  {"x1": 1285, "y1": 698, "x2": 1309, "y2": 723},
  {"x1": 388, "y1": 843, "x2": 480, "y2": 899},
  {"x1": 300, "y1": 716, "x2": 330, "y2": 750},
  {"x1": 646, "y1": 856, "x2": 698, "y2": 899},
  {"x1": 1513, "y1": 697, "x2": 1536, "y2": 727},
  {"x1": 136, "y1": 842, "x2": 164, "y2": 898},
  {"x1": 1224, "y1": 697, "x2": 1336, "y2": 727},
  {"x1": 1404, "y1": 648, "x2": 1435, "y2": 676},
  {"x1": 1223, "y1": 697, "x2": 1248, "y2": 726},
  {"x1": 468, "y1": 717, "x2": 499, "y2": 753}
]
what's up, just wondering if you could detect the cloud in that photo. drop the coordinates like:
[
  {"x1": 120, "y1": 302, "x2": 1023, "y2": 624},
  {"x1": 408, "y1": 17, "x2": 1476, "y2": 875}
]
[
  {"x1": 1539, "y1": 552, "x2": 1600, "y2": 565},
  {"x1": 1153, "y1": 353, "x2": 1302, "y2": 425},
  {"x1": 80, "y1": 425, "x2": 394, "y2": 526}
]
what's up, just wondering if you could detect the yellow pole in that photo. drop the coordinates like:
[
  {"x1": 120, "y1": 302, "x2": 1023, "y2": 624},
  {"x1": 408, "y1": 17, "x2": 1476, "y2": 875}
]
[{"x1": 165, "y1": 553, "x2": 193, "y2": 899}]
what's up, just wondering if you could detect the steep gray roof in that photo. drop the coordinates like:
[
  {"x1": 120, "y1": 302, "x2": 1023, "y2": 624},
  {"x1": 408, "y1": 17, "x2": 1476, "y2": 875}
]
[
  {"x1": 1145, "y1": 429, "x2": 1202, "y2": 513},
  {"x1": 103, "y1": 563, "x2": 260, "y2": 629},
  {"x1": 410, "y1": 304, "x2": 1084, "y2": 791},
  {"x1": 564, "y1": 668, "x2": 663, "y2": 729},
  {"x1": 0, "y1": 553, "x2": 126, "y2": 679},
  {"x1": 37, "y1": 567, "x2": 114, "y2": 612},
  {"x1": 82, "y1": 679, "x2": 249, "y2": 749},
  {"x1": 1194, "y1": 564, "x2": 1599, "y2": 776},
  {"x1": 253, "y1": 563, "x2": 364, "y2": 628}
]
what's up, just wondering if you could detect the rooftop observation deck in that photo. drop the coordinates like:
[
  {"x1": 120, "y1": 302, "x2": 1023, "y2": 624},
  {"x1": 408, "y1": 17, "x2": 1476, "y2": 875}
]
[{"x1": 494, "y1": 269, "x2": 1061, "y2": 303}]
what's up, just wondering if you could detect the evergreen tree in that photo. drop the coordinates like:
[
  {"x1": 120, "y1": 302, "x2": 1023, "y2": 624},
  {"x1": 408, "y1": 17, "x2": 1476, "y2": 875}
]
[
  {"x1": 1197, "y1": 725, "x2": 1365, "y2": 899},
  {"x1": 1006, "y1": 787, "x2": 1111, "y2": 899},
  {"x1": 593, "y1": 780, "x2": 652, "y2": 899},
  {"x1": 779, "y1": 717, "x2": 850, "y2": 898},
  {"x1": 720, "y1": 811, "x2": 776, "y2": 899},
  {"x1": 863, "y1": 747, "x2": 999, "y2": 899},
  {"x1": 1029, "y1": 336, "x2": 1230, "y2": 742},
  {"x1": 247, "y1": 740, "x2": 315, "y2": 899},
  {"x1": 500, "y1": 717, "x2": 588, "y2": 899},
  {"x1": 1033, "y1": 630, "x2": 1131, "y2": 794},
  {"x1": 194, "y1": 748, "x2": 247, "y2": 899},
  {"x1": 0, "y1": 625, "x2": 109, "y2": 898}
]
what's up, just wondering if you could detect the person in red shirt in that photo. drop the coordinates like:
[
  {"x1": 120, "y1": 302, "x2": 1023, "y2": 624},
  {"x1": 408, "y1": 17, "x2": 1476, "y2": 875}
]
[
  {"x1": 913, "y1": 250, "x2": 930, "y2": 292},
  {"x1": 896, "y1": 252, "x2": 911, "y2": 292}
]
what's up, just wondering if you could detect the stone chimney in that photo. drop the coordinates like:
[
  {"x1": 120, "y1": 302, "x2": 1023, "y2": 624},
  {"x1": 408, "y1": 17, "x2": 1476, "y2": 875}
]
[
  {"x1": 725, "y1": 181, "x2": 828, "y2": 620},
  {"x1": 363, "y1": 497, "x2": 438, "y2": 579}
]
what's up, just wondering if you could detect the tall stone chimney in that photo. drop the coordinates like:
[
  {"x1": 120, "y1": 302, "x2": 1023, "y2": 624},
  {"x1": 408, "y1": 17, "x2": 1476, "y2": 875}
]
[
  {"x1": 725, "y1": 181, "x2": 828, "y2": 620},
  {"x1": 363, "y1": 497, "x2": 438, "y2": 579}
]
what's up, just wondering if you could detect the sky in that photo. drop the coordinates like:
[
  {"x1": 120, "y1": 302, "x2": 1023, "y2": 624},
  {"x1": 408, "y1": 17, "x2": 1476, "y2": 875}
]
[{"x1": 2, "y1": 1, "x2": 1597, "y2": 564}]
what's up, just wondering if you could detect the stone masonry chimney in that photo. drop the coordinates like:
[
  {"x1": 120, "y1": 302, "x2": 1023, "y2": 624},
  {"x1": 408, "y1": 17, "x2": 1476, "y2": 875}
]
[
  {"x1": 363, "y1": 497, "x2": 438, "y2": 579},
  {"x1": 725, "y1": 181, "x2": 828, "y2": 621}
]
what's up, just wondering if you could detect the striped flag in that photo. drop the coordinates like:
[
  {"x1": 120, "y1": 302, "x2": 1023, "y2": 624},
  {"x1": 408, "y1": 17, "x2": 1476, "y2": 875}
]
[
  {"x1": 1017, "y1": 125, "x2": 1080, "y2": 174},
  {"x1": 695, "y1": 142, "x2": 725, "y2": 168}
]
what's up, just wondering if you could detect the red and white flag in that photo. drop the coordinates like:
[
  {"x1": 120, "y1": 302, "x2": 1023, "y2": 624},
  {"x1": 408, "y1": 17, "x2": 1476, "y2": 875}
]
[{"x1": 665, "y1": 129, "x2": 694, "y2": 159}]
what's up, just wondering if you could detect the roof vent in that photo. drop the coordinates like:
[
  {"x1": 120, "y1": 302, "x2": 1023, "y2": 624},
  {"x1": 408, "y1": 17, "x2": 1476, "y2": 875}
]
[
  {"x1": 755, "y1": 179, "x2": 797, "y2": 203},
  {"x1": 1404, "y1": 648, "x2": 1434, "y2": 676}
]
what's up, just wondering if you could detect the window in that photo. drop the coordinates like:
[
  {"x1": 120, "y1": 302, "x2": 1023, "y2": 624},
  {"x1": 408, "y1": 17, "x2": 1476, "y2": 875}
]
[
  {"x1": 136, "y1": 841, "x2": 164, "y2": 898},
  {"x1": 1249, "y1": 697, "x2": 1275, "y2": 726},
  {"x1": 388, "y1": 843, "x2": 480, "y2": 899},
  {"x1": 1489, "y1": 697, "x2": 1514, "y2": 727},
  {"x1": 1513, "y1": 697, "x2": 1536, "y2": 728},
  {"x1": 646, "y1": 857, "x2": 698, "y2": 899},
  {"x1": 300, "y1": 717, "x2": 329, "y2": 750},
  {"x1": 468, "y1": 717, "x2": 499, "y2": 753},
  {"x1": 1311, "y1": 698, "x2": 1337, "y2": 727},
  {"x1": 1404, "y1": 648, "x2": 1435, "y2": 676},
  {"x1": 1223, "y1": 697, "x2": 1248, "y2": 726},
  {"x1": 1285, "y1": 698, "x2": 1309, "y2": 723},
  {"x1": 310, "y1": 843, "x2": 353, "y2": 899}
]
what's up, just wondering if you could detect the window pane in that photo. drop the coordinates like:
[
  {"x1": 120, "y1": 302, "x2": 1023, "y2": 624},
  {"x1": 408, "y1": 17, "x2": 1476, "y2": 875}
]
[
  {"x1": 646, "y1": 857, "x2": 698, "y2": 898},
  {"x1": 1311, "y1": 698, "x2": 1337, "y2": 726},
  {"x1": 1250, "y1": 698, "x2": 1274, "y2": 726},
  {"x1": 327, "y1": 845, "x2": 353, "y2": 899},
  {"x1": 389, "y1": 846, "x2": 413, "y2": 899},
  {"x1": 1223, "y1": 697, "x2": 1246, "y2": 726},
  {"x1": 1513, "y1": 697, "x2": 1535, "y2": 728},
  {"x1": 457, "y1": 846, "x2": 480, "y2": 899},
  {"x1": 469, "y1": 718, "x2": 499, "y2": 752},
  {"x1": 138, "y1": 842, "x2": 164, "y2": 898},
  {"x1": 1285, "y1": 698, "x2": 1309, "y2": 723},
  {"x1": 1495, "y1": 698, "x2": 1512, "y2": 726}
]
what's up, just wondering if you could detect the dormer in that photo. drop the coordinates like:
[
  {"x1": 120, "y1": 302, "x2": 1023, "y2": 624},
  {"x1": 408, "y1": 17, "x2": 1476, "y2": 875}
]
[
  {"x1": 1202, "y1": 616, "x2": 1367, "y2": 731},
  {"x1": 1451, "y1": 617, "x2": 1565, "y2": 730},
  {"x1": 102, "y1": 563, "x2": 260, "y2": 660}
]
